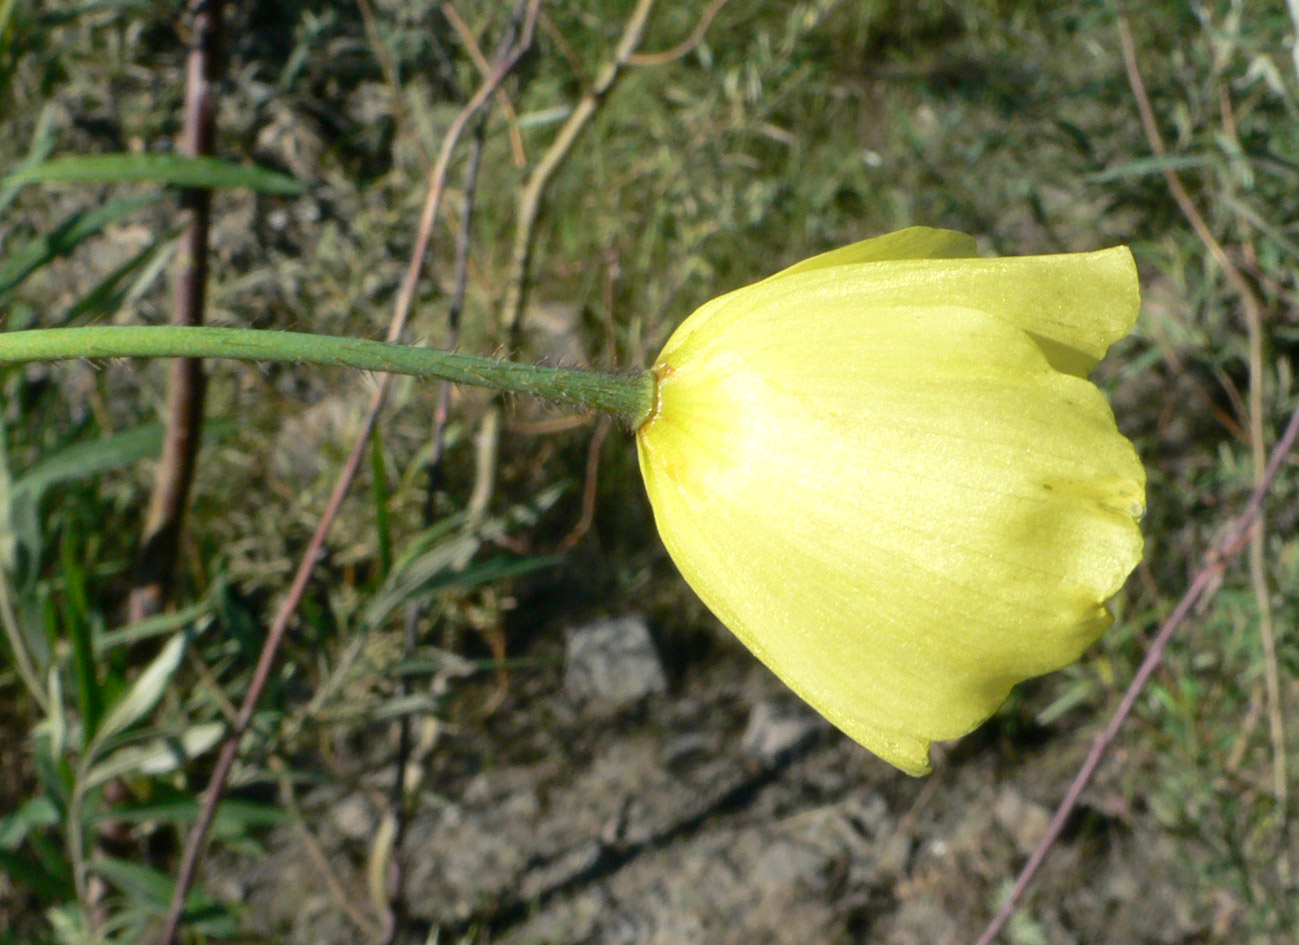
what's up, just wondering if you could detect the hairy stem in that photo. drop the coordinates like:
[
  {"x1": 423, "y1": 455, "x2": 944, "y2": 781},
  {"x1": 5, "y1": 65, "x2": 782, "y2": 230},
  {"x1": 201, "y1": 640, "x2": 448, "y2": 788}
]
[{"x1": 0, "y1": 325, "x2": 655, "y2": 428}]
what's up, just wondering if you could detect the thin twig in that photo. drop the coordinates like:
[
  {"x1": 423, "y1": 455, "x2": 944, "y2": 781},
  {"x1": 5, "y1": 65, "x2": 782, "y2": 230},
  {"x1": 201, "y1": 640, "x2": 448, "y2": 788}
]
[
  {"x1": 556, "y1": 416, "x2": 610, "y2": 553},
  {"x1": 499, "y1": 0, "x2": 657, "y2": 344},
  {"x1": 355, "y1": 0, "x2": 428, "y2": 168},
  {"x1": 628, "y1": 0, "x2": 731, "y2": 67},
  {"x1": 539, "y1": 10, "x2": 589, "y2": 85},
  {"x1": 270, "y1": 755, "x2": 383, "y2": 940},
  {"x1": 387, "y1": 0, "x2": 540, "y2": 349},
  {"x1": 116, "y1": 0, "x2": 220, "y2": 932},
  {"x1": 156, "y1": 409, "x2": 377, "y2": 945},
  {"x1": 129, "y1": 0, "x2": 222, "y2": 622},
  {"x1": 469, "y1": 0, "x2": 660, "y2": 521},
  {"x1": 556, "y1": 251, "x2": 622, "y2": 553},
  {"x1": 155, "y1": 6, "x2": 541, "y2": 943},
  {"x1": 972, "y1": 396, "x2": 1299, "y2": 945},
  {"x1": 381, "y1": 98, "x2": 493, "y2": 945},
  {"x1": 1119, "y1": 13, "x2": 1287, "y2": 882},
  {"x1": 441, "y1": 1, "x2": 527, "y2": 167}
]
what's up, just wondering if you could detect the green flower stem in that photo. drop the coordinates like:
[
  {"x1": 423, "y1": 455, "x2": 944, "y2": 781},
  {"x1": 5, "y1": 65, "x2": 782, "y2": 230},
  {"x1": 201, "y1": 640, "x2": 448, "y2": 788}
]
[{"x1": 0, "y1": 325, "x2": 656, "y2": 428}]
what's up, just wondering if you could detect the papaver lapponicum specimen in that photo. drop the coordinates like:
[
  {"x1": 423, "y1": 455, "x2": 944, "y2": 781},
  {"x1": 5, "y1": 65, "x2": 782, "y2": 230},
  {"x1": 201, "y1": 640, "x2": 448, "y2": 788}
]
[{"x1": 635, "y1": 227, "x2": 1145, "y2": 776}]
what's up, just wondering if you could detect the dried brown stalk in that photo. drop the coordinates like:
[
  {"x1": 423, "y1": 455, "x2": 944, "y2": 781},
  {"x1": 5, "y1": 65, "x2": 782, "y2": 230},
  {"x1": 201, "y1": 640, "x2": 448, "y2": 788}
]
[
  {"x1": 1118, "y1": 13, "x2": 1287, "y2": 883},
  {"x1": 154, "y1": 4, "x2": 542, "y2": 942},
  {"x1": 129, "y1": 0, "x2": 222, "y2": 622}
]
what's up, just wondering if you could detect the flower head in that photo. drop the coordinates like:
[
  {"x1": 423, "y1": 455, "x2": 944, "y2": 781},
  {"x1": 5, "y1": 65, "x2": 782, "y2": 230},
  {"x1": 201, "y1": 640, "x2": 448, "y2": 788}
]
[{"x1": 636, "y1": 227, "x2": 1144, "y2": 776}]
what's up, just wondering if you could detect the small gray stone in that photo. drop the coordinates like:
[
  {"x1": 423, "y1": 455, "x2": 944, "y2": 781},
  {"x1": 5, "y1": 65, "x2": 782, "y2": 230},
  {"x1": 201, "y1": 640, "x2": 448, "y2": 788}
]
[
  {"x1": 993, "y1": 786, "x2": 1052, "y2": 856},
  {"x1": 741, "y1": 698, "x2": 826, "y2": 765},
  {"x1": 752, "y1": 839, "x2": 832, "y2": 890},
  {"x1": 565, "y1": 616, "x2": 667, "y2": 705},
  {"x1": 329, "y1": 792, "x2": 375, "y2": 842}
]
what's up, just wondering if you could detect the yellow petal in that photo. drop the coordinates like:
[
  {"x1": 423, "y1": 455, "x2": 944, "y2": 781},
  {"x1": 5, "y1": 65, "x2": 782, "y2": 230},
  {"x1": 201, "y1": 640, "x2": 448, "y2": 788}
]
[
  {"x1": 637, "y1": 241, "x2": 1144, "y2": 775},
  {"x1": 769, "y1": 226, "x2": 978, "y2": 278},
  {"x1": 661, "y1": 245, "x2": 1138, "y2": 378},
  {"x1": 662, "y1": 227, "x2": 978, "y2": 358}
]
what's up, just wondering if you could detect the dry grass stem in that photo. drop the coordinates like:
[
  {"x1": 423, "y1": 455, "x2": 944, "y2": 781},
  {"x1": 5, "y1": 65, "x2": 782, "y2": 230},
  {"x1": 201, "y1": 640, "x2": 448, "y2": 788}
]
[
  {"x1": 156, "y1": 5, "x2": 542, "y2": 941},
  {"x1": 442, "y1": 1, "x2": 527, "y2": 167},
  {"x1": 972, "y1": 389, "x2": 1299, "y2": 945},
  {"x1": 1120, "y1": 14, "x2": 1289, "y2": 885},
  {"x1": 470, "y1": 0, "x2": 663, "y2": 521},
  {"x1": 129, "y1": 0, "x2": 223, "y2": 623}
]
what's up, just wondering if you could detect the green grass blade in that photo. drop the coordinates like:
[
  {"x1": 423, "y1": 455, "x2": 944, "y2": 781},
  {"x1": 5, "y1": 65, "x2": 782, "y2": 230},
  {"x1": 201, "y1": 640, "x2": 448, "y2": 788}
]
[
  {"x1": 14, "y1": 424, "x2": 173, "y2": 501},
  {"x1": 59, "y1": 526, "x2": 102, "y2": 738},
  {"x1": 91, "y1": 627, "x2": 192, "y2": 747},
  {"x1": 88, "y1": 856, "x2": 238, "y2": 935},
  {"x1": 0, "y1": 104, "x2": 58, "y2": 217},
  {"x1": 0, "y1": 192, "x2": 158, "y2": 300},
  {"x1": 83, "y1": 722, "x2": 224, "y2": 793},
  {"x1": 369, "y1": 436, "x2": 393, "y2": 580},
  {"x1": 0, "y1": 423, "x2": 49, "y2": 708},
  {"x1": 42, "y1": 1, "x2": 156, "y2": 26},
  {"x1": 0, "y1": 795, "x2": 60, "y2": 849},
  {"x1": 1085, "y1": 152, "x2": 1207, "y2": 183},
  {"x1": 365, "y1": 551, "x2": 560, "y2": 630},
  {"x1": 94, "y1": 598, "x2": 212, "y2": 653},
  {"x1": 96, "y1": 795, "x2": 287, "y2": 834},
  {"x1": 58, "y1": 230, "x2": 180, "y2": 326},
  {"x1": 4, "y1": 154, "x2": 304, "y2": 195},
  {"x1": 8, "y1": 419, "x2": 237, "y2": 583}
]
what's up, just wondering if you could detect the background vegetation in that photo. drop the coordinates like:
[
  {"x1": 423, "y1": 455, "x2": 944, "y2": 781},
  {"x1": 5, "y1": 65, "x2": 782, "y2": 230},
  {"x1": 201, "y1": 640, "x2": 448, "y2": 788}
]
[{"x1": 1, "y1": 1, "x2": 1297, "y2": 943}]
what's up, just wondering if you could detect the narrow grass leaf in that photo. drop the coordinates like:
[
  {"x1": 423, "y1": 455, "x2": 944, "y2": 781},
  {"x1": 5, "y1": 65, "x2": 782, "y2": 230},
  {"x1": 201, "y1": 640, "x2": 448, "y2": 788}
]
[
  {"x1": 369, "y1": 436, "x2": 393, "y2": 579},
  {"x1": 1086, "y1": 153, "x2": 1207, "y2": 182},
  {"x1": 0, "y1": 795, "x2": 59, "y2": 849},
  {"x1": 9, "y1": 420, "x2": 237, "y2": 582},
  {"x1": 94, "y1": 598, "x2": 212, "y2": 652},
  {"x1": 363, "y1": 530, "x2": 480, "y2": 629},
  {"x1": 35, "y1": 664, "x2": 66, "y2": 761},
  {"x1": 13, "y1": 420, "x2": 238, "y2": 502},
  {"x1": 0, "y1": 425, "x2": 49, "y2": 707},
  {"x1": 366, "y1": 550, "x2": 559, "y2": 630},
  {"x1": 58, "y1": 230, "x2": 180, "y2": 326},
  {"x1": 1224, "y1": 194, "x2": 1299, "y2": 263},
  {"x1": 369, "y1": 692, "x2": 445, "y2": 722},
  {"x1": 0, "y1": 423, "x2": 14, "y2": 574},
  {"x1": 89, "y1": 856, "x2": 238, "y2": 935},
  {"x1": 98, "y1": 796, "x2": 287, "y2": 833},
  {"x1": 0, "y1": 104, "x2": 58, "y2": 217},
  {"x1": 0, "y1": 193, "x2": 159, "y2": 300},
  {"x1": 84, "y1": 721, "x2": 225, "y2": 792},
  {"x1": 1035, "y1": 679, "x2": 1097, "y2": 725},
  {"x1": 60, "y1": 527, "x2": 102, "y2": 738},
  {"x1": 91, "y1": 628, "x2": 191, "y2": 747},
  {"x1": 37, "y1": 1, "x2": 157, "y2": 28},
  {"x1": 366, "y1": 486, "x2": 566, "y2": 628},
  {"x1": 4, "y1": 153, "x2": 303, "y2": 195}
]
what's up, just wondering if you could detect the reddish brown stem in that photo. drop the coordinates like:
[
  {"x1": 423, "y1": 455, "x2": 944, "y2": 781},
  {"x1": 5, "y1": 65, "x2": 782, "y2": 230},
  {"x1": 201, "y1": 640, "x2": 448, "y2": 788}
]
[
  {"x1": 156, "y1": 405, "x2": 379, "y2": 945},
  {"x1": 106, "y1": 0, "x2": 221, "y2": 935},
  {"x1": 129, "y1": 0, "x2": 222, "y2": 622},
  {"x1": 156, "y1": 6, "x2": 541, "y2": 942},
  {"x1": 972, "y1": 396, "x2": 1299, "y2": 945}
]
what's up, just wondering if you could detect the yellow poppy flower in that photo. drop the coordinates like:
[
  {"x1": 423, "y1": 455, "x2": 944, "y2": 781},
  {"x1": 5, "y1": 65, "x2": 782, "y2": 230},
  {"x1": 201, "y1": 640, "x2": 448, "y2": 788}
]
[{"x1": 636, "y1": 227, "x2": 1145, "y2": 775}]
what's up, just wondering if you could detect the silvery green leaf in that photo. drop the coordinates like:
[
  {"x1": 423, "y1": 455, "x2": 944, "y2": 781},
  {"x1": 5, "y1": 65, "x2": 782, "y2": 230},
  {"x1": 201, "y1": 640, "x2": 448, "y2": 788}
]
[
  {"x1": 83, "y1": 722, "x2": 225, "y2": 793},
  {"x1": 92, "y1": 628, "x2": 191, "y2": 748}
]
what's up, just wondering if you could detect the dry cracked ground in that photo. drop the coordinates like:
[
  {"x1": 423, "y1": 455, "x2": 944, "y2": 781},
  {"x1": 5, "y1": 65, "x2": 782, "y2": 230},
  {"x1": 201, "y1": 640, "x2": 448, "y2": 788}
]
[{"x1": 208, "y1": 615, "x2": 1223, "y2": 945}]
